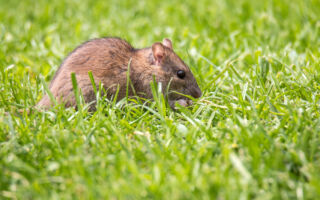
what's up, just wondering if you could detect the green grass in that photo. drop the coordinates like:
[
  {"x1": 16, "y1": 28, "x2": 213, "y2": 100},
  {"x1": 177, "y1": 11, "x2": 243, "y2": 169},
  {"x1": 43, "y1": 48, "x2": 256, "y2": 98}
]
[{"x1": 1, "y1": 0, "x2": 320, "y2": 199}]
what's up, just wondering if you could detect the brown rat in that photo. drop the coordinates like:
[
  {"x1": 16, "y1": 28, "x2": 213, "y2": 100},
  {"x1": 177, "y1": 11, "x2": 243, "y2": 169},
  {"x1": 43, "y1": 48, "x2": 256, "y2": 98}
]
[{"x1": 37, "y1": 37, "x2": 201, "y2": 109}]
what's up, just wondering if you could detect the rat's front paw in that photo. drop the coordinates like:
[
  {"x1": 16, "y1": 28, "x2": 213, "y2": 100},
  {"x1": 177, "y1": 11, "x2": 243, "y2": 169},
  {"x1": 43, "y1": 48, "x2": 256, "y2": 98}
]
[{"x1": 169, "y1": 99, "x2": 193, "y2": 109}]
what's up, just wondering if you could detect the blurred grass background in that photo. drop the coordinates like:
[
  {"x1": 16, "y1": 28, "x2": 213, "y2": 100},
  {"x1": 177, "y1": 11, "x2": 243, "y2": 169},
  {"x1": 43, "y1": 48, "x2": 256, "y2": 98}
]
[{"x1": 0, "y1": 0, "x2": 320, "y2": 199}]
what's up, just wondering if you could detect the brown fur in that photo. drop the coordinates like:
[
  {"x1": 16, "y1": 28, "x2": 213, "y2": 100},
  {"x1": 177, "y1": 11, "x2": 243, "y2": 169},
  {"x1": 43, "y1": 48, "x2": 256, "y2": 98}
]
[{"x1": 37, "y1": 37, "x2": 201, "y2": 109}]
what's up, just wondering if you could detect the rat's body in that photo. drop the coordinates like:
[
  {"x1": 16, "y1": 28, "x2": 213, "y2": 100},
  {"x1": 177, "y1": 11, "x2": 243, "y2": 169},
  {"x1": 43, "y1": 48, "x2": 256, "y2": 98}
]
[{"x1": 38, "y1": 37, "x2": 201, "y2": 109}]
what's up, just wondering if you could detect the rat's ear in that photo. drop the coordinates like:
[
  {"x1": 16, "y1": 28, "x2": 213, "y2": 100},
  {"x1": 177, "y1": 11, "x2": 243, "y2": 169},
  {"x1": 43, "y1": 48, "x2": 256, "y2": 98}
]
[
  {"x1": 152, "y1": 42, "x2": 165, "y2": 65},
  {"x1": 162, "y1": 38, "x2": 172, "y2": 49}
]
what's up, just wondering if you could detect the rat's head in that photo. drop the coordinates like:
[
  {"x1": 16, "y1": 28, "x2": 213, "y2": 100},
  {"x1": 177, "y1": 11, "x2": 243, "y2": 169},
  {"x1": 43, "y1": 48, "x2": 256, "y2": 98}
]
[{"x1": 151, "y1": 38, "x2": 202, "y2": 104}]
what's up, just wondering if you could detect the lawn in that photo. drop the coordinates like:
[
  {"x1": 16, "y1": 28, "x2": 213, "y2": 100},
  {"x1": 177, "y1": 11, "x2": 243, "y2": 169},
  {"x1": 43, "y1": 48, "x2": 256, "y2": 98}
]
[{"x1": 1, "y1": 0, "x2": 320, "y2": 199}]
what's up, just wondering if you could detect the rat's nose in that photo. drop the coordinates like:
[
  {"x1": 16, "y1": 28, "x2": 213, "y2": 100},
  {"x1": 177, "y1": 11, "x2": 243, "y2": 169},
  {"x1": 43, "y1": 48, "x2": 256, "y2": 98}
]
[{"x1": 191, "y1": 87, "x2": 202, "y2": 98}]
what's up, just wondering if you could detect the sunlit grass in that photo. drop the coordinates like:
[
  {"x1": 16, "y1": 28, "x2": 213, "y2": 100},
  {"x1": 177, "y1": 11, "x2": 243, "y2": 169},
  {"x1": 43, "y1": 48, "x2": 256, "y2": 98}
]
[{"x1": 1, "y1": 0, "x2": 320, "y2": 199}]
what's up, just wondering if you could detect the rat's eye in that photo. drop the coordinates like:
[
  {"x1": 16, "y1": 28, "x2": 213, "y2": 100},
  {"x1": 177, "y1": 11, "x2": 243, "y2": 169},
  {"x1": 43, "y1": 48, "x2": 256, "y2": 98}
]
[{"x1": 177, "y1": 70, "x2": 185, "y2": 79}]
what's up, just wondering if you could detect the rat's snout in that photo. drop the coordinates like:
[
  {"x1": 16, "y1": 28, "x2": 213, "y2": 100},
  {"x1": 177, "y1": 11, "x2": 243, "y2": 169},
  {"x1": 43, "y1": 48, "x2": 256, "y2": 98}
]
[{"x1": 190, "y1": 87, "x2": 202, "y2": 98}]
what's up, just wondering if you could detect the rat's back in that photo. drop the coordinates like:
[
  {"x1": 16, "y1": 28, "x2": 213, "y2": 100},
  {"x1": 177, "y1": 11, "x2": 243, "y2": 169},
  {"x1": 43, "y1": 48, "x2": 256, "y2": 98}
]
[{"x1": 38, "y1": 37, "x2": 134, "y2": 108}]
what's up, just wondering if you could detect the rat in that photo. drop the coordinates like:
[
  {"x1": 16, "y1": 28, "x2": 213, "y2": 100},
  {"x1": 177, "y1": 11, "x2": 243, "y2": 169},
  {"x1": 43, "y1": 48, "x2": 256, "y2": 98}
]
[{"x1": 37, "y1": 37, "x2": 201, "y2": 109}]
